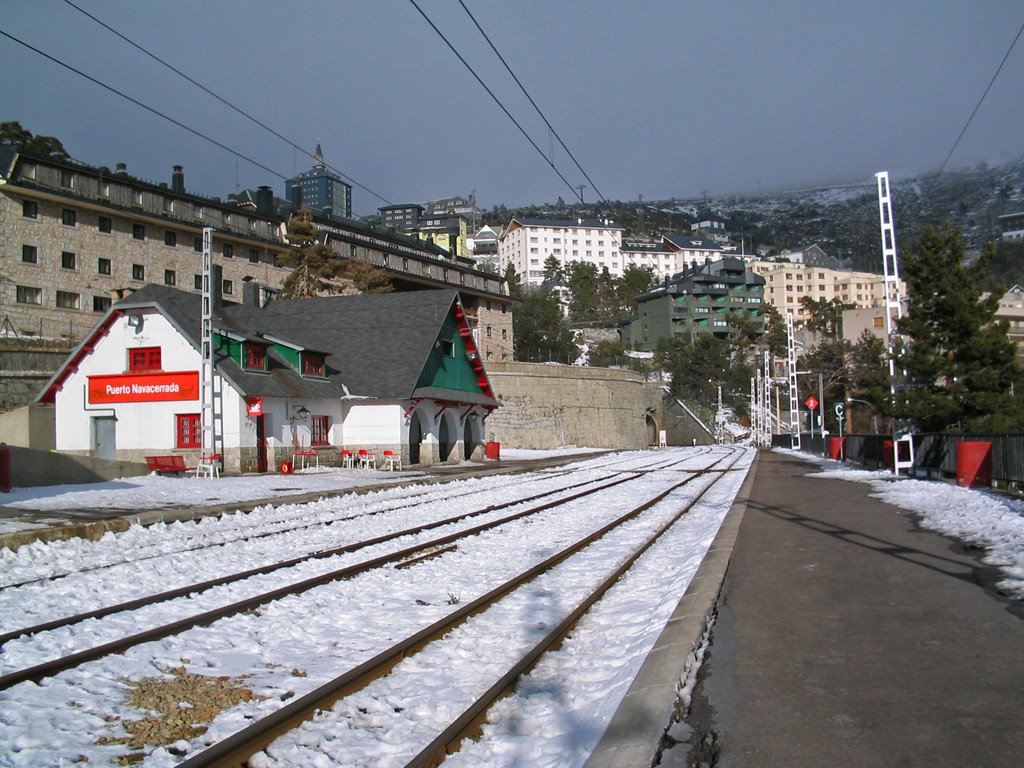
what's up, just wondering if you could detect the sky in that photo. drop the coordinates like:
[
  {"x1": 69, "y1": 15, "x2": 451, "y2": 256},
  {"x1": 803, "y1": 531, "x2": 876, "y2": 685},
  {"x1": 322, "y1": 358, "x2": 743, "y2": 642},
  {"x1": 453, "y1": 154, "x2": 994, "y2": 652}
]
[{"x1": 2, "y1": 1, "x2": 1023, "y2": 216}]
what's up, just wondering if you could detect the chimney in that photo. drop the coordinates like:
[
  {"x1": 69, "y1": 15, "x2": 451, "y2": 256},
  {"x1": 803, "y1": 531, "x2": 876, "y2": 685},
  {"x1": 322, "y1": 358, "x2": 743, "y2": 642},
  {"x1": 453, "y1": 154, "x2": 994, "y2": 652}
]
[
  {"x1": 171, "y1": 165, "x2": 185, "y2": 194},
  {"x1": 291, "y1": 184, "x2": 303, "y2": 212},
  {"x1": 242, "y1": 277, "x2": 260, "y2": 308},
  {"x1": 116, "y1": 163, "x2": 127, "y2": 175},
  {"x1": 256, "y1": 186, "x2": 274, "y2": 216}
]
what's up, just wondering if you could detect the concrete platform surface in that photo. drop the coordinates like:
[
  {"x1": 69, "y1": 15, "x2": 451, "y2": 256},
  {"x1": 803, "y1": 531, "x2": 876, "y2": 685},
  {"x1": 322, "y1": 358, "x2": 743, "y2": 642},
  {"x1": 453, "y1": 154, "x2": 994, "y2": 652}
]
[{"x1": 687, "y1": 449, "x2": 1024, "y2": 768}]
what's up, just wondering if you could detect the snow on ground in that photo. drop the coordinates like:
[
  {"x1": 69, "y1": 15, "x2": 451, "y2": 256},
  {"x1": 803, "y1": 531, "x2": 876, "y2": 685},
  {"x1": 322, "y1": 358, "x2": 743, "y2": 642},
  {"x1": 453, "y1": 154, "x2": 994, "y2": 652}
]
[
  {"x1": 779, "y1": 448, "x2": 1024, "y2": 601},
  {"x1": 0, "y1": 448, "x2": 603, "y2": 534},
  {"x1": 0, "y1": 447, "x2": 744, "y2": 768}
]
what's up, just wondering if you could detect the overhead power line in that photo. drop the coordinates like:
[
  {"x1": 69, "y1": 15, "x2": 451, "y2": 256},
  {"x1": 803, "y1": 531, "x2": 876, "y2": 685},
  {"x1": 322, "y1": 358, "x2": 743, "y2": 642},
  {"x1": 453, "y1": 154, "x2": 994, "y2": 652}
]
[
  {"x1": 406, "y1": 0, "x2": 585, "y2": 204},
  {"x1": 59, "y1": 0, "x2": 392, "y2": 206},
  {"x1": 0, "y1": 28, "x2": 290, "y2": 182},
  {"x1": 456, "y1": 0, "x2": 607, "y2": 205},
  {"x1": 937, "y1": 17, "x2": 1024, "y2": 177}
]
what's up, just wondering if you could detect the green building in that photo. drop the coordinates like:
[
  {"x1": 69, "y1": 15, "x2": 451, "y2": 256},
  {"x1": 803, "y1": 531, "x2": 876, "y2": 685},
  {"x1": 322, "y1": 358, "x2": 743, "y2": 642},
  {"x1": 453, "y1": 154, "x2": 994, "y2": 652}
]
[{"x1": 620, "y1": 256, "x2": 766, "y2": 350}]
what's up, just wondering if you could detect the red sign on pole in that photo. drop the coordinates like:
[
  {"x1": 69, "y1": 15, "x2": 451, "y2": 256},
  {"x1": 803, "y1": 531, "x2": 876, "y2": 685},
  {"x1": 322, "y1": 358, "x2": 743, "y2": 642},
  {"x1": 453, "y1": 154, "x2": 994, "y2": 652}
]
[{"x1": 804, "y1": 396, "x2": 819, "y2": 410}]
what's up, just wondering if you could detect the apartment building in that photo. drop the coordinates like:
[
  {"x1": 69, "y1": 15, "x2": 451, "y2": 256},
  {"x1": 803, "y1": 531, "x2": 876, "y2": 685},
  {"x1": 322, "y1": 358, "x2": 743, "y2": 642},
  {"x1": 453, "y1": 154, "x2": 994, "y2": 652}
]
[
  {"x1": 748, "y1": 260, "x2": 905, "y2": 322},
  {"x1": 498, "y1": 217, "x2": 624, "y2": 285},
  {"x1": 0, "y1": 148, "x2": 514, "y2": 362}
]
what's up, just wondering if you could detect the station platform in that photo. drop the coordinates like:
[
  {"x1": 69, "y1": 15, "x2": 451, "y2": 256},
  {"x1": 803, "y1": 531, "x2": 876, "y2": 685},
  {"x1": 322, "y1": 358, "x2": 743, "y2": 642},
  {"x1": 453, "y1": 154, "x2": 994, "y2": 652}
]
[{"x1": 681, "y1": 448, "x2": 1024, "y2": 767}]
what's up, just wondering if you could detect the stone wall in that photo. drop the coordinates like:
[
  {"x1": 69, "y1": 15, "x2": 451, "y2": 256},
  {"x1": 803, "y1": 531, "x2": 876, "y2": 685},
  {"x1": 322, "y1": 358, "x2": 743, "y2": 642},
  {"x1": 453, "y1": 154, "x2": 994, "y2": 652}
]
[{"x1": 485, "y1": 362, "x2": 660, "y2": 450}]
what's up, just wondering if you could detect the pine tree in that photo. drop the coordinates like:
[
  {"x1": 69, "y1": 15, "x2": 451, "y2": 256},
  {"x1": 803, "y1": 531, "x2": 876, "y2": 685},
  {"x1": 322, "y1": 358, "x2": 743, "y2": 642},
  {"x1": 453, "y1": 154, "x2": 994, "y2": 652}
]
[{"x1": 896, "y1": 225, "x2": 1023, "y2": 432}]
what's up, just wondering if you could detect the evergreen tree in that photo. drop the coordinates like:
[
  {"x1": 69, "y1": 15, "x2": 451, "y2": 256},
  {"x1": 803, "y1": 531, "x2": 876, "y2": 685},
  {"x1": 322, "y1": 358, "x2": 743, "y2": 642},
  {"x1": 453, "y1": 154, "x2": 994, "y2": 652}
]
[
  {"x1": 617, "y1": 264, "x2": 657, "y2": 318},
  {"x1": 565, "y1": 261, "x2": 600, "y2": 322},
  {"x1": 513, "y1": 289, "x2": 576, "y2": 362},
  {"x1": 542, "y1": 255, "x2": 562, "y2": 281},
  {"x1": 895, "y1": 225, "x2": 1023, "y2": 432},
  {"x1": 0, "y1": 121, "x2": 69, "y2": 160},
  {"x1": 502, "y1": 262, "x2": 523, "y2": 297},
  {"x1": 279, "y1": 207, "x2": 392, "y2": 298}
]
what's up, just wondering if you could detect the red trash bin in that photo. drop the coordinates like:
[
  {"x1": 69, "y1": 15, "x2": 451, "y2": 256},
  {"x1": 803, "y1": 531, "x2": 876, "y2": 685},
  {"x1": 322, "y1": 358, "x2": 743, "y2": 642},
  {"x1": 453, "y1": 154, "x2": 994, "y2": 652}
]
[
  {"x1": 883, "y1": 439, "x2": 894, "y2": 470},
  {"x1": 827, "y1": 437, "x2": 845, "y2": 461},
  {"x1": 957, "y1": 441, "x2": 992, "y2": 488},
  {"x1": 0, "y1": 445, "x2": 10, "y2": 493},
  {"x1": 485, "y1": 441, "x2": 501, "y2": 460}
]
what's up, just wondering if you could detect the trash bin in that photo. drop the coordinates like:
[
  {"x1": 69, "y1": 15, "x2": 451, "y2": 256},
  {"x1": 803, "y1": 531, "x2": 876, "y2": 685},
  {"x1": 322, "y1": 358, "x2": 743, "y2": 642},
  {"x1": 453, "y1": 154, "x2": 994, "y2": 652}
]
[
  {"x1": 883, "y1": 439, "x2": 894, "y2": 470},
  {"x1": 957, "y1": 441, "x2": 992, "y2": 488},
  {"x1": 0, "y1": 445, "x2": 10, "y2": 493},
  {"x1": 279, "y1": 461, "x2": 293, "y2": 475},
  {"x1": 827, "y1": 436, "x2": 845, "y2": 461},
  {"x1": 485, "y1": 441, "x2": 501, "y2": 460}
]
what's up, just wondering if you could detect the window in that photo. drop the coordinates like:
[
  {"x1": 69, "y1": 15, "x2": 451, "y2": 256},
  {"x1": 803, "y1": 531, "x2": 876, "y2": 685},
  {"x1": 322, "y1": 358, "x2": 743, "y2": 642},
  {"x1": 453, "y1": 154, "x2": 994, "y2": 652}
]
[
  {"x1": 502, "y1": 328, "x2": 508, "y2": 340},
  {"x1": 303, "y1": 352, "x2": 326, "y2": 377},
  {"x1": 176, "y1": 414, "x2": 201, "y2": 449},
  {"x1": 98, "y1": 216, "x2": 112, "y2": 233},
  {"x1": 132, "y1": 264, "x2": 145, "y2": 281},
  {"x1": 873, "y1": 316, "x2": 885, "y2": 328},
  {"x1": 22, "y1": 200, "x2": 38, "y2": 218},
  {"x1": 132, "y1": 189, "x2": 143, "y2": 206},
  {"x1": 193, "y1": 235, "x2": 203, "y2": 252},
  {"x1": 22, "y1": 163, "x2": 36, "y2": 179},
  {"x1": 163, "y1": 197, "x2": 173, "y2": 214},
  {"x1": 222, "y1": 243, "x2": 234, "y2": 258},
  {"x1": 311, "y1": 416, "x2": 329, "y2": 446},
  {"x1": 22, "y1": 245, "x2": 37, "y2": 264},
  {"x1": 164, "y1": 230, "x2": 177, "y2": 247},
  {"x1": 133, "y1": 224, "x2": 145, "y2": 240},
  {"x1": 486, "y1": 326, "x2": 493, "y2": 338},
  {"x1": 56, "y1": 290, "x2": 80, "y2": 310},
  {"x1": 164, "y1": 269, "x2": 176, "y2": 286},
  {"x1": 440, "y1": 338, "x2": 455, "y2": 357},
  {"x1": 61, "y1": 251, "x2": 76, "y2": 270},
  {"x1": 60, "y1": 170, "x2": 74, "y2": 189},
  {"x1": 93, "y1": 295, "x2": 111, "y2": 312},
  {"x1": 248, "y1": 248, "x2": 259, "y2": 263},
  {"x1": 62, "y1": 208, "x2": 77, "y2": 226},
  {"x1": 98, "y1": 257, "x2": 111, "y2": 275},
  {"x1": 194, "y1": 274, "x2": 203, "y2": 289},
  {"x1": 244, "y1": 344, "x2": 266, "y2": 370},
  {"x1": 222, "y1": 279, "x2": 233, "y2": 295},
  {"x1": 128, "y1": 347, "x2": 161, "y2": 371},
  {"x1": 16, "y1": 286, "x2": 41, "y2": 305},
  {"x1": 195, "y1": 205, "x2": 204, "y2": 219}
]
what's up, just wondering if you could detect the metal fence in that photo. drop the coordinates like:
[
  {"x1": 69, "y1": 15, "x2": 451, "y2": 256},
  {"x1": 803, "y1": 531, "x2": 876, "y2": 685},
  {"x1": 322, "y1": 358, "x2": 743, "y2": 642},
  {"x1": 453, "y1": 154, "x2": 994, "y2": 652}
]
[{"x1": 772, "y1": 432, "x2": 1024, "y2": 491}]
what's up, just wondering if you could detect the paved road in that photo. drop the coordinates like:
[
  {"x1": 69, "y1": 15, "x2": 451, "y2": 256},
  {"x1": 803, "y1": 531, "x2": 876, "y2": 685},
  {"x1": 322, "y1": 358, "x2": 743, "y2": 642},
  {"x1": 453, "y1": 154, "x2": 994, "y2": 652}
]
[{"x1": 687, "y1": 449, "x2": 1024, "y2": 768}]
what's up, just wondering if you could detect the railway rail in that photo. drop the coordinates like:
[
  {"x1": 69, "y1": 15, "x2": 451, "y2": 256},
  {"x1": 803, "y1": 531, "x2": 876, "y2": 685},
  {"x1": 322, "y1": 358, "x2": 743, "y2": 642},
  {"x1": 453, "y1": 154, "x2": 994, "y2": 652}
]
[{"x1": 0, "y1": 446, "x2": 751, "y2": 768}]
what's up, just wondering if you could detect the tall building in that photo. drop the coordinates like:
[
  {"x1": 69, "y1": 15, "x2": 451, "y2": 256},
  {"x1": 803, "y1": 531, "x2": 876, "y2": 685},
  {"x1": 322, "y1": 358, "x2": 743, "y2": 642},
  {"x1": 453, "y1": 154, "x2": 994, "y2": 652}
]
[
  {"x1": 498, "y1": 217, "x2": 624, "y2": 286},
  {"x1": 620, "y1": 257, "x2": 766, "y2": 351},
  {"x1": 284, "y1": 144, "x2": 352, "y2": 218}
]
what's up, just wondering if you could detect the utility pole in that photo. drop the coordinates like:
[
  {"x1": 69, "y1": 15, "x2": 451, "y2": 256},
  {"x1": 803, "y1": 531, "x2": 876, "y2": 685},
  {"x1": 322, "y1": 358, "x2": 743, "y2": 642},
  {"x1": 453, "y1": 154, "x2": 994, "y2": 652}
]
[{"x1": 576, "y1": 184, "x2": 587, "y2": 205}]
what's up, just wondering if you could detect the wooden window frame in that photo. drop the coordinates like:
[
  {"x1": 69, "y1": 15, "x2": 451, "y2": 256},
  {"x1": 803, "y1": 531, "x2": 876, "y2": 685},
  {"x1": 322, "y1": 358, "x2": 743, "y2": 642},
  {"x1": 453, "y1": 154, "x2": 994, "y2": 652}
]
[
  {"x1": 128, "y1": 346, "x2": 162, "y2": 372},
  {"x1": 176, "y1": 413, "x2": 201, "y2": 449}
]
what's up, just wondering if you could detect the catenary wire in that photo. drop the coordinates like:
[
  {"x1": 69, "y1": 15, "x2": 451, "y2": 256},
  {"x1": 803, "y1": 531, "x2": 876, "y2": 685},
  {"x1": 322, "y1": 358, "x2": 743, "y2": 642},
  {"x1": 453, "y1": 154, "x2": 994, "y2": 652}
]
[
  {"x1": 0, "y1": 28, "x2": 289, "y2": 182},
  {"x1": 456, "y1": 0, "x2": 608, "y2": 205},
  {"x1": 406, "y1": 0, "x2": 584, "y2": 205},
  {"x1": 936, "y1": 18, "x2": 1024, "y2": 178},
  {"x1": 58, "y1": 0, "x2": 393, "y2": 206}
]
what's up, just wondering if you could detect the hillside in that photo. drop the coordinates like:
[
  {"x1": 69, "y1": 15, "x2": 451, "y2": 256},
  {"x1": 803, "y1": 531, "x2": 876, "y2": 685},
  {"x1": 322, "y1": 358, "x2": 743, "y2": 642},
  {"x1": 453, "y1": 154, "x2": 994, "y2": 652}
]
[{"x1": 484, "y1": 158, "x2": 1024, "y2": 275}]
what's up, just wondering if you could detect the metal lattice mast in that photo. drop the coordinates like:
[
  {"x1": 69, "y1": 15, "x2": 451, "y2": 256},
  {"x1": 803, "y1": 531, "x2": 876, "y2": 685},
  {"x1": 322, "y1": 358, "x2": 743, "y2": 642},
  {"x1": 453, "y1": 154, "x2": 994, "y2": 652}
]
[
  {"x1": 786, "y1": 311, "x2": 801, "y2": 449},
  {"x1": 200, "y1": 227, "x2": 221, "y2": 457},
  {"x1": 762, "y1": 351, "x2": 772, "y2": 446},
  {"x1": 751, "y1": 374, "x2": 759, "y2": 445},
  {"x1": 875, "y1": 171, "x2": 905, "y2": 381}
]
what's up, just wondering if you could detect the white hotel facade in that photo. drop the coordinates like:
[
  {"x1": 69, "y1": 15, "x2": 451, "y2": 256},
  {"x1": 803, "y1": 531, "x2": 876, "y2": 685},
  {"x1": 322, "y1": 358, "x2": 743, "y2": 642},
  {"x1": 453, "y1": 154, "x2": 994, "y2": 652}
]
[{"x1": 498, "y1": 217, "x2": 624, "y2": 286}]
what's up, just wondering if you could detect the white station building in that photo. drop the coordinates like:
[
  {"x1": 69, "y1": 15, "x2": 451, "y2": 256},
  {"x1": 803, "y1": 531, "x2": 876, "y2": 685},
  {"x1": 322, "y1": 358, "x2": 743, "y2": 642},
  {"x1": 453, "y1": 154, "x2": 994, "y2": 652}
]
[{"x1": 38, "y1": 284, "x2": 499, "y2": 473}]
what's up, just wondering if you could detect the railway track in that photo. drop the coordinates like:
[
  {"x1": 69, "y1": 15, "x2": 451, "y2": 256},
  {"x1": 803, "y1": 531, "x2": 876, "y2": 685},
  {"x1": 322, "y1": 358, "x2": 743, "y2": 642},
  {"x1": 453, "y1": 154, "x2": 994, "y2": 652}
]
[{"x1": 0, "y1": 446, "x2": 751, "y2": 767}]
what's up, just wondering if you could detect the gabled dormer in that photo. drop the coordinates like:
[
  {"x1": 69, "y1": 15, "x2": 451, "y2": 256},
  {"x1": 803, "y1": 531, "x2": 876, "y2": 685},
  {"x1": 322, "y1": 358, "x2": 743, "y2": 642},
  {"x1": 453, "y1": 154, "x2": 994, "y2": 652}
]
[
  {"x1": 215, "y1": 330, "x2": 270, "y2": 373},
  {"x1": 416, "y1": 299, "x2": 493, "y2": 399},
  {"x1": 259, "y1": 333, "x2": 329, "y2": 379}
]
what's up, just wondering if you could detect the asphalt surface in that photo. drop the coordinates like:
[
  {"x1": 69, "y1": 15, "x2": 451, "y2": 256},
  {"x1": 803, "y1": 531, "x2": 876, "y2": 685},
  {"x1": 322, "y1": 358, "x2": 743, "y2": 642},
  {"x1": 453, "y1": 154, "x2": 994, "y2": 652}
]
[{"x1": 684, "y1": 449, "x2": 1024, "y2": 768}]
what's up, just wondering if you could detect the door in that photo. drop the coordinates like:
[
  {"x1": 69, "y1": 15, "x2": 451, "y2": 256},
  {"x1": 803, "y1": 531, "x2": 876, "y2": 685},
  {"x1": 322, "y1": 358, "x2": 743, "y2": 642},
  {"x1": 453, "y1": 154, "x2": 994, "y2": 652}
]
[
  {"x1": 255, "y1": 415, "x2": 268, "y2": 473},
  {"x1": 92, "y1": 416, "x2": 116, "y2": 461},
  {"x1": 408, "y1": 411, "x2": 423, "y2": 465}
]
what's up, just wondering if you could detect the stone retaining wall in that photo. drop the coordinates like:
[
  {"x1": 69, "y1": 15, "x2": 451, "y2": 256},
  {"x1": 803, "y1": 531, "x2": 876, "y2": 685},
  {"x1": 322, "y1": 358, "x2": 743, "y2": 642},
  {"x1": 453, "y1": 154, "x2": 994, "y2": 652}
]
[{"x1": 485, "y1": 362, "x2": 659, "y2": 450}]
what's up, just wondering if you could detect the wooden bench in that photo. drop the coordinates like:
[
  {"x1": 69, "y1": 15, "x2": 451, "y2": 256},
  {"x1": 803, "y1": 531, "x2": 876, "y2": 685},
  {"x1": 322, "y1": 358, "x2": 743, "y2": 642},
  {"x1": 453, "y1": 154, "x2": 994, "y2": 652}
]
[{"x1": 145, "y1": 455, "x2": 190, "y2": 476}]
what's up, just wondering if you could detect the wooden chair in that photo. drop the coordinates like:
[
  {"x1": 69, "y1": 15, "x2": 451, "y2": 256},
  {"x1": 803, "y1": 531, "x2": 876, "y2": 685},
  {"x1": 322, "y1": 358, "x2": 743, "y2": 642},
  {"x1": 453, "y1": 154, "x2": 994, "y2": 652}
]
[{"x1": 382, "y1": 450, "x2": 402, "y2": 471}]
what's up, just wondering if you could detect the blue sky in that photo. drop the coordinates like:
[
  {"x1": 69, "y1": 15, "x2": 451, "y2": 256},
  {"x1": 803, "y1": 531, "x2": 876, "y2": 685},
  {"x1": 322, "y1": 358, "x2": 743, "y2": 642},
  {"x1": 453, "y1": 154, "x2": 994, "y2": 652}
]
[{"x1": 3, "y1": 0, "x2": 1022, "y2": 215}]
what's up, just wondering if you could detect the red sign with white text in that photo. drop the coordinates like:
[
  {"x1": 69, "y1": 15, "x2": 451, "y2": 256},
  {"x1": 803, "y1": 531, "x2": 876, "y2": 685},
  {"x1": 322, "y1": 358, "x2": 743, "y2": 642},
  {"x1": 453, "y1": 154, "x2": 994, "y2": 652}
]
[
  {"x1": 804, "y1": 396, "x2": 819, "y2": 410},
  {"x1": 88, "y1": 371, "x2": 200, "y2": 403},
  {"x1": 246, "y1": 397, "x2": 263, "y2": 416}
]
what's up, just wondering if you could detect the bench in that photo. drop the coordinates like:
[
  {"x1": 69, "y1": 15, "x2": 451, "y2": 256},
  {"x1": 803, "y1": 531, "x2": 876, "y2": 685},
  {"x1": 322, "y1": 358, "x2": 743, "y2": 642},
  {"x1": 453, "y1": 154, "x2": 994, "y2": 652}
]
[{"x1": 145, "y1": 455, "x2": 190, "y2": 476}]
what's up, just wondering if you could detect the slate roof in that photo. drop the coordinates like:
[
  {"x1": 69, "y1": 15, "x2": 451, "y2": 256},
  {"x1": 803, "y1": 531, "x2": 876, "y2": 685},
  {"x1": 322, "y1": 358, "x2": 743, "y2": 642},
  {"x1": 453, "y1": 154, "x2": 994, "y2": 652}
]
[{"x1": 62, "y1": 285, "x2": 497, "y2": 407}]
